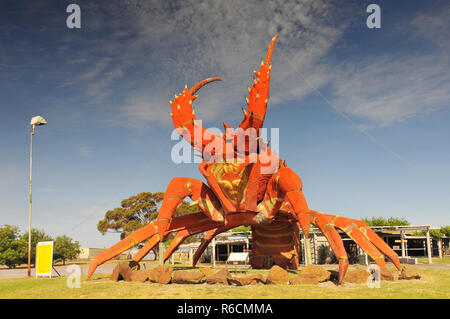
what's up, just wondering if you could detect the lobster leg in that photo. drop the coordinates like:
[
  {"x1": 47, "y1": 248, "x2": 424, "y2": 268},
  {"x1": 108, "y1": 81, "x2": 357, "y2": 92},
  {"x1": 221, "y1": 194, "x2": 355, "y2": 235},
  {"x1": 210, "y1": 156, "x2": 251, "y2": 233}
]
[
  {"x1": 164, "y1": 211, "x2": 260, "y2": 264},
  {"x1": 131, "y1": 232, "x2": 161, "y2": 262},
  {"x1": 133, "y1": 207, "x2": 226, "y2": 263},
  {"x1": 155, "y1": 177, "x2": 225, "y2": 240},
  {"x1": 88, "y1": 219, "x2": 162, "y2": 278},
  {"x1": 353, "y1": 221, "x2": 401, "y2": 269},
  {"x1": 192, "y1": 226, "x2": 233, "y2": 266},
  {"x1": 270, "y1": 166, "x2": 401, "y2": 283},
  {"x1": 192, "y1": 210, "x2": 266, "y2": 266},
  {"x1": 309, "y1": 211, "x2": 402, "y2": 270},
  {"x1": 163, "y1": 230, "x2": 191, "y2": 263},
  {"x1": 88, "y1": 209, "x2": 223, "y2": 278},
  {"x1": 264, "y1": 166, "x2": 347, "y2": 277},
  {"x1": 163, "y1": 221, "x2": 229, "y2": 263},
  {"x1": 313, "y1": 213, "x2": 349, "y2": 284},
  {"x1": 193, "y1": 228, "x2": 218, "y2": 267},
  {"x1": 333, "y1": 214, "x2": 401, "y2": 269},
  {"x1": 129, "y1": 185, "x2": 222, "y2": 265},
  {"x1": 258, "y1": 166, "x2": 312, "y2": 237},
  {"x1": 89, "y1": 177, "x2": 224, "y2": 277}
]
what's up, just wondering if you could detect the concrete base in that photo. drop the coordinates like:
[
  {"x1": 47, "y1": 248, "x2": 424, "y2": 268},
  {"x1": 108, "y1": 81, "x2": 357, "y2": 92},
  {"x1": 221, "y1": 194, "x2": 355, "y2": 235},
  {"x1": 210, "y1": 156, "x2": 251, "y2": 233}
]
[
  {"x1": 399, "y1": 257, "x2": 417, "y2": 265},
  {"x1": 358, "y1": 254, "x2": 369, "y2": 266}
]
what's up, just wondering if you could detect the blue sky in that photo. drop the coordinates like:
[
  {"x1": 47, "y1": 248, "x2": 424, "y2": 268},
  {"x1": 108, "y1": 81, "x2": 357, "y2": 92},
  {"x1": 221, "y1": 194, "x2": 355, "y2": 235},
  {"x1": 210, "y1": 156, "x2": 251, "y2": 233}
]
[{"x1": 0, "y1": 0, "x2": 449, "y2": 248}]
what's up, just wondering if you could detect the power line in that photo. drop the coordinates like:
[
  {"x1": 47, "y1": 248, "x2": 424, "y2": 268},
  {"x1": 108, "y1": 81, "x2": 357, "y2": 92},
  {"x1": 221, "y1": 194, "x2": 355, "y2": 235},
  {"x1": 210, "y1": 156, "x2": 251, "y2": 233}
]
[
  {"x1": 278, "y1": 50, "x2": 450, "y2": 190},
  {"x1": 63, "y1": 51, "x2": 268, "y2": 236},
  {"x1": 64, "y1": 133, "x2": 172, "y2": 236}
]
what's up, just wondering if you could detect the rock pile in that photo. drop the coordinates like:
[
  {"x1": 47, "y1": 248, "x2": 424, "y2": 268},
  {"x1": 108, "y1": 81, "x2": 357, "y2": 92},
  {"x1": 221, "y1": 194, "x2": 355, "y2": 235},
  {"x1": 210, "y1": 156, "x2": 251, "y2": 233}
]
[{"x1": 109, "y1": 262, "x2": 415, "y2": 286}]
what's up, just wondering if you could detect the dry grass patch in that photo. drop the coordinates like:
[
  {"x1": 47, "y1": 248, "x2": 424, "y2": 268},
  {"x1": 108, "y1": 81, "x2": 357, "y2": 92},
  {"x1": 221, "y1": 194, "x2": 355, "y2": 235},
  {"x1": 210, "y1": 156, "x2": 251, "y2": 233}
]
[{"x1": 0, "y1": 264, "x2": 448, "y2": 299}]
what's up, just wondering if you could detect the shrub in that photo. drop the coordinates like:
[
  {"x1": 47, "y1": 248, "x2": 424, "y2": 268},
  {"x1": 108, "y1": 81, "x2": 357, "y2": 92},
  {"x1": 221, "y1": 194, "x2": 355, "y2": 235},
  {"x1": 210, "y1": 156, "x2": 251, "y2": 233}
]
[{"x1": 0, "y1": 225, "x2": 27, "y2": 268}]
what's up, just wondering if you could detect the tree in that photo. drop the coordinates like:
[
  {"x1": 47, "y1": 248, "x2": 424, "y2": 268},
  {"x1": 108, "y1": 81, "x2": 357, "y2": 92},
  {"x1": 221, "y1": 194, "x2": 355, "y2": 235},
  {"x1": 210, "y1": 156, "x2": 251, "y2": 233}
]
[
  {"x1": 1, "y1": 225, "x2": 82, "y2": 268},
  {"x1": 97, "y1": 192, "x2": 164, "y2": 237},
  {"x1": 97, "y1": 192, "x2": 200, "y2": 258},
  {"x1": 232, "y1": 226, "x2": 251, "y2": 233},
  {"x1": 362, "y1": 216, "x2": 410, "y2": 226},
  {"x1": 413, "y1": 226, "x2": 450, "y2": 238},
  {"x1": 53, "y1": 235, "x2": 81, "y2": 265},
  {"x1": 441, "y1": 226, "x2": 450, "y2": 237},
  {"x1": 0, "y1": 225, "x2": 27, "y2": 269},
  {"x1": 20, "y1": 228, "x2": 53, "y2": 266}
]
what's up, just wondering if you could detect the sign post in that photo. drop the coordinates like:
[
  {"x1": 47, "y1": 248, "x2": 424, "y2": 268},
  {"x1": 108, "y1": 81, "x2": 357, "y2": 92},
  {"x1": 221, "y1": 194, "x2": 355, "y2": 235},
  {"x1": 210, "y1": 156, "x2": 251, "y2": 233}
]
[{"x1": 36, "y1": 241, "x2": 54, "y2": 278}]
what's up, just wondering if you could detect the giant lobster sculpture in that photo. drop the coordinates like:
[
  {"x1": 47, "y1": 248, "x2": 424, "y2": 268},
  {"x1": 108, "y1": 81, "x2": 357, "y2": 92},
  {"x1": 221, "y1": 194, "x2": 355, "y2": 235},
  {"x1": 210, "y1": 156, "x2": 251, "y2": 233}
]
[{"x1": 88, "y1": 35, "x2": 401, "y2": 283}]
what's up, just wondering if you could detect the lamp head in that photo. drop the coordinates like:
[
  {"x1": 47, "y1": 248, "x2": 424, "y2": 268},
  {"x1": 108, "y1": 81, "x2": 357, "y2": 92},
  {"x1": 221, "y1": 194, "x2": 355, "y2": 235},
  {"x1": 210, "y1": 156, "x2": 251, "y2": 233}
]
[{"x1": 30, "y1": 116, "x2": 47, "y2": 126}]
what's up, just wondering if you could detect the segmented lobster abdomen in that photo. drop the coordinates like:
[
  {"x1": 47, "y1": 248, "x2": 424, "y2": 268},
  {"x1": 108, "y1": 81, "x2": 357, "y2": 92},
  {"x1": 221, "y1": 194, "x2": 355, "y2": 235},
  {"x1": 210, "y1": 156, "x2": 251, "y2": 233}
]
[{"x1": 250, "y1": 220, "x2": 300, "y2": 270}]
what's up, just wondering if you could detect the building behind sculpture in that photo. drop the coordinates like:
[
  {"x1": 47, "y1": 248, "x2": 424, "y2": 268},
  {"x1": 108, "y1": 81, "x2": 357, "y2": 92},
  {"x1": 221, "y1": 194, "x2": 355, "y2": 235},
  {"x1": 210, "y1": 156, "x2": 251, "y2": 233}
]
[{"x1": 175, "y1": 225, "x2": 449, "y2": 266}]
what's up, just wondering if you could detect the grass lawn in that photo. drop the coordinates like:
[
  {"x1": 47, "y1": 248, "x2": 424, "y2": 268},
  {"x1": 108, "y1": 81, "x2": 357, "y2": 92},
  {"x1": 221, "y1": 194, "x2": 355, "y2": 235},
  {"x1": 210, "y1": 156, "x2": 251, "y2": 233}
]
[
  {"x1": 417, "y1": 256, "x2": 450, "y2": 265},
  {"x1": 0, "y1": 264, "x2": 449, "y2": 299}
]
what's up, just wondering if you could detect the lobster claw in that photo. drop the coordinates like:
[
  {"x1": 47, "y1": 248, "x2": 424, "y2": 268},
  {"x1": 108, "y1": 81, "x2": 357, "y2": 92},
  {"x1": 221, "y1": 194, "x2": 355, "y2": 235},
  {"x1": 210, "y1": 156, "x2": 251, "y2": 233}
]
[
  {"x1": 238, "y1": 34, "x2": 278, "y2": 134},
  {"x1": 170, "y1": 77, "x2": 222, "y2": 159},
  {"x1": 190, "y1": 77, "x2": 222, "y2": 95}
]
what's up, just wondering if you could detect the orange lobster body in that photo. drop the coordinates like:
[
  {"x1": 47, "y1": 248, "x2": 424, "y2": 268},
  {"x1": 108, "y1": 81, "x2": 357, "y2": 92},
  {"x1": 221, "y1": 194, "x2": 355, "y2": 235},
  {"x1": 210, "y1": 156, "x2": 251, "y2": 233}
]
[
  {"x1": 251, "y1": 221, "x2": 301, "y2": 269},
  {"x1": 88, "y1": 35, "x2": 402, "y2": 283}
]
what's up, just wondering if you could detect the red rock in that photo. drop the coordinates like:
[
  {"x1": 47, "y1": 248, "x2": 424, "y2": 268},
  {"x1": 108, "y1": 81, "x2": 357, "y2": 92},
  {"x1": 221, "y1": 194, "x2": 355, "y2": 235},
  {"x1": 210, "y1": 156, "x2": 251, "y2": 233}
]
[
  {"x1": 266, "y1": 265, "x2": 289, "y2": 285},
  {"x1": 380, "y1": 267, "x2": 394, "y2": 281},
  {"x1": 128, "y1": 261, "x2": 140, "y2": 271},
  {"x1": 226, "y1": 272, "x2": 266, "y2": 286},
  {"x1": 148, "y1": 265, "x2": 173, "y2": 284},
  {"x1": 199, "y1": 267, "x2": 215, "y2": 278},
  {"x1": 206, "y1": 268, "x2": 232, "y2": 285},
  {"x1": 227, "y1": 276, "x2": 252, "y2": 286},
  {"x1": 111, "y1": 262, "x2": 133, "y2": 282},
  {"x1": 131, "y1": 269, "x2": 151, "y2": 283},
  {"x1": 248, "y1": 273, "x2": 265, "y2": 285},
  {"x1": 343, "y1": 269, "x2": 370, "y2": 284},
  {"x1": 172, "y1": 270, "x2": 205, "y2": 284},
  {"x1": 299, "y1": 265, "x2": 331, "y2": 282}
]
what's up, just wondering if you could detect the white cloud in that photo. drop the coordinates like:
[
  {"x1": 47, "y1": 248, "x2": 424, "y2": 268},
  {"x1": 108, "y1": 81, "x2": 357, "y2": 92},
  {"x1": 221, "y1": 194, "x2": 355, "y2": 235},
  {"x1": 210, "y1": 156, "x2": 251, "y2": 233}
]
[
  {"x1": 410, "y1": 4, "x2": 450, "y2": 50},
  {"x1": 328, "y1": 5, "x2": 450, "y2": 126},
  {"x1": 330, "y1": 54, "x2": 450, "y2": 126},
  {"x1": 119, "y1": 93, "x2": 172, "y2": 128},
  {"x1": 63, "y1": 0, "x2": 351, "y2": 129},
  {"x1": 51, "y1": 1, "x2": 449, "y2": 130}
]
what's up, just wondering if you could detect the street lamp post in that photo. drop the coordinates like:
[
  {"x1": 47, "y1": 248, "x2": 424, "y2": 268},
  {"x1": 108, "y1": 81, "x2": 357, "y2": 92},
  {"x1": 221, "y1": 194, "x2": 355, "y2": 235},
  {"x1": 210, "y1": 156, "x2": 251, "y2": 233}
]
[{"x1": 28, "y1": 116, "x2": 47, "y2": 277}]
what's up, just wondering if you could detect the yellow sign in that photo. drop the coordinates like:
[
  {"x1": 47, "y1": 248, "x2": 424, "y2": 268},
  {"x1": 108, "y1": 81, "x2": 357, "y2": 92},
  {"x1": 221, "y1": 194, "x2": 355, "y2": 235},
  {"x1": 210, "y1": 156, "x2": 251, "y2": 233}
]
[{"x1": 36, "y1": 241, "x2": 54, "y2": 278}]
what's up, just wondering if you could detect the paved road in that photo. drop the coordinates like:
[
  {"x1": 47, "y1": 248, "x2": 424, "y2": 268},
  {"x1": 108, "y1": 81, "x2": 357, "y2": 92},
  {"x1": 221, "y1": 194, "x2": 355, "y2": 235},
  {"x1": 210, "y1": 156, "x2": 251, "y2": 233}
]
[
  {"x1": 412, "y1": 264, "x2": 450, "y2": 269},
  {"x1": 0, "y1": 264, "x2": 116, "y2": 279}
]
